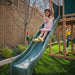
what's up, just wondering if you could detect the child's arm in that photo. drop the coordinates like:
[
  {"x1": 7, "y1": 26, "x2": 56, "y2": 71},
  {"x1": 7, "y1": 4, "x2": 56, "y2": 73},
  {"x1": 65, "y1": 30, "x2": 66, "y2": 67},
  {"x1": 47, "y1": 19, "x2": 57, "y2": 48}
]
[
  {"x1": 35, "y1": 7, "x2": 44, "y2": 18},
  {"x1": 66, "y1": 25, "x2": 71, "y2": 29},
  {"x1": 60, "y1": 26, "x2": 69, "y2": 31},
  {"x1": 49, "y1": 1, "x2": 54, "y2": 18}
]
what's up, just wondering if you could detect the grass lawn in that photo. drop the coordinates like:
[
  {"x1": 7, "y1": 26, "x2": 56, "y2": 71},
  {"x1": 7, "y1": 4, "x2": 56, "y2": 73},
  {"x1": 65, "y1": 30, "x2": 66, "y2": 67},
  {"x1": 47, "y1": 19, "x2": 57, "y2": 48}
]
[{"x1": 0, "y1": 43, "x2": 75, "y2": 75}]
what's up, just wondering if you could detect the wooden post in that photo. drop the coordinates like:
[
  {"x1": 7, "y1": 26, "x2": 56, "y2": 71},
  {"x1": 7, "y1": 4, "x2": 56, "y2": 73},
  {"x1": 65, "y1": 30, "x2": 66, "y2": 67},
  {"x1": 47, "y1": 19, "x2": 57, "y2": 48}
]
[
  {"x1": 71, "y1": 25, "x2": 74, "y2": 53},
  {"x1": 63, "y1": 0, "x2": 66, "y2": 56},
  {"x1": 58, "y1": 4, "x2": 60, "y2": 16},
  {"x1": 50, "y1": 38, "x2": 52, "y2": 54},
  {"x1": 63, "y1": 0, "x2": 65, "y2": 17},
  {"x1": 63, "y1": 21, "x2": 66, "y2": 56},
  {"x1": 58, "y1": 25, "x2": 61, "y2": 52},
  {"x1": 58, "y1": 2, "x2": 61, "y2": 53}
]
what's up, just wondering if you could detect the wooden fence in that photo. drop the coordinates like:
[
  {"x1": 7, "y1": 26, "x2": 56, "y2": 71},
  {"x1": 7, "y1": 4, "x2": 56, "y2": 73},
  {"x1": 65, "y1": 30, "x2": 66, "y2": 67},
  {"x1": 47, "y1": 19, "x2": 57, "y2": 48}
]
[{"x1": 0, "y1": 2, "x2": 43, "y2": 48}]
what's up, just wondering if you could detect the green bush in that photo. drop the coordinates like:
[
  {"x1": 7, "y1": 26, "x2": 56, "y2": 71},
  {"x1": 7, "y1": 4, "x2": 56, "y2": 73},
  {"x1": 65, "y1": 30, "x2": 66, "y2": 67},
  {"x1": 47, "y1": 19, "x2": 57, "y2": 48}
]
[
  {"x1": 12, "y1": 44, "x2": 28, "y2": 56},
  {"x1": 0, "y1": 44, "x2": 28, "y2": 59},
  {"x1": 12, "y1": 47, "x2": 21, "y2": 56},
  {"x1": 51, "y1": 35, "x2": 56, "y2": 43},
  {"x1": 0, "y1": 46, "x2": 12, "y2": 58},
  {"x1": 17, "y1": 44, "x2": 28, "y2": 52}
]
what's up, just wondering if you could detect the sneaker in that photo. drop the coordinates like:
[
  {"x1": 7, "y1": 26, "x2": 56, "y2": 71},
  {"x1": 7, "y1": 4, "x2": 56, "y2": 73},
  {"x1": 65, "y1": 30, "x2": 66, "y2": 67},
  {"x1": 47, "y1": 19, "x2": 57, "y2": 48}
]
[
  {"x1": 37, "y1": 37, "x2": 44, "y2": 42},
  {"x1": 67, "y1": 47, "x2": 69, "y2": 50},
  {"x1": 32, "y1": 38, "x2": 40, "y2": 42}
]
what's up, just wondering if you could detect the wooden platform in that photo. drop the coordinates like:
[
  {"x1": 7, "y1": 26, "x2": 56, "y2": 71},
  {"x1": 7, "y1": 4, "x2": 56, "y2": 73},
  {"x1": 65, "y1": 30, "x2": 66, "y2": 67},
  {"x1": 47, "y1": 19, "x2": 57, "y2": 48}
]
[{"x1": 59, "y1": 14, "x2": 75, "y2": 24}]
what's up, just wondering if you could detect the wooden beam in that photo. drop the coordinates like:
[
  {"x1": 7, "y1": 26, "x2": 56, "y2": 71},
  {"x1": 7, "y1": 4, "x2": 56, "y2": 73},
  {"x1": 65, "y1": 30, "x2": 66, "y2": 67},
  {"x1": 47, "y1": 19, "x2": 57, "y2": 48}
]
[
  {"x1": 49, "y1": 54, "x2": 75, "y2": 60},
  {"x1": 64, "y1": 13, "x2": 75, "y2": 17},
  {"x1": 48, "y1": 41, "x2": 63, "y2": 46},
  {"x1": 68, "y1": 52, "x2": 75, "y2": 54},
  {"x1": 62, "y1": 0, "x2": 66, "y2": 56},
  {"x1": 59, "y1": 17, "x2": 75, "y2": 22},
  {"x1": 53, "y1": 51, "x2": 62, "y2": 54},
  {"x1": 58, "y1": 4, "x2": 60, "y2": 16},
  {"x1": 63, "y1": 0, "x2": 65, "y2": 17},
  {"x1": 58, "y1": 25, "x2": 61, "y2": 52},
  {"x1": 62, "y1": 1, "x2": 66, "y2": 57}
]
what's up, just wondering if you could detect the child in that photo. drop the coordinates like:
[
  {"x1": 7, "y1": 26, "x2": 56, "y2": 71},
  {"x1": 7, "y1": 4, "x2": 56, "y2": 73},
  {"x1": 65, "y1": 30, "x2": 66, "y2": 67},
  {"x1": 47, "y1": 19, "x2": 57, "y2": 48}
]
[
  {"x1": 33, "y1": 1, "x2": 54, "y2": 42},
  {"x1": 66, "y1": 25, "x2": 71, "y2": 49},
  {"x1": 60, "y1": 25, "x2": 71, "y2": 50}
]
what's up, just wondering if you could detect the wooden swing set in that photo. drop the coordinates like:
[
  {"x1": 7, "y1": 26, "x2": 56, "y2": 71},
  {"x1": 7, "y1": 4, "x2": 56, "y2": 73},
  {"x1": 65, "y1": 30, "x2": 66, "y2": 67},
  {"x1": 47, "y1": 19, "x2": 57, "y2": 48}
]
[{"x1": 49, "y1": 0, "x2": 75, "y2": 60}]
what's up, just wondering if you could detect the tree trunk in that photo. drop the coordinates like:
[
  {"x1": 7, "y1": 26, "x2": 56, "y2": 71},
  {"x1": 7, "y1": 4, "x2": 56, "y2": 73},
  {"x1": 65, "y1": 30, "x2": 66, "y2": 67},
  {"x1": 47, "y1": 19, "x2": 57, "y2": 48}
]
[{"x1": 24, "y1": 24, "x2": 27, "y2": 45}]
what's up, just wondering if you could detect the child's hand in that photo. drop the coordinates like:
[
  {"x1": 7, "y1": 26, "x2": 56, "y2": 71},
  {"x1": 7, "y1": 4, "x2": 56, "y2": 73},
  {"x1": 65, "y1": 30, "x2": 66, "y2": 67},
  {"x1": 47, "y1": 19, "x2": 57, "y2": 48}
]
[
  {"x1": 35, "y1": 7, "x2": 38, "y2": 10},
  {"x1": 49, "y1": 2, "x2": 53, "y2": 7}
]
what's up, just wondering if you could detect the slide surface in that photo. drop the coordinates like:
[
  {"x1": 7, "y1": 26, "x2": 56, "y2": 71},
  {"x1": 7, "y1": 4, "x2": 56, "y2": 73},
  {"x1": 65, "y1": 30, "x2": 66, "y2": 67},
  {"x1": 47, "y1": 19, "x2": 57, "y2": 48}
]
[{"x1": 10, "y1": 16, "x2": 60, "y2": 75}]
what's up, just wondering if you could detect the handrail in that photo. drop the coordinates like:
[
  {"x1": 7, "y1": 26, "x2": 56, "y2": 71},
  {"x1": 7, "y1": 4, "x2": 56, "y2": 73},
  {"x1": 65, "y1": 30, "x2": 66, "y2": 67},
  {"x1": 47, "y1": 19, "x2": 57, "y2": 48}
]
[{"x1": 64, "y1": 13, "x2": 75, "y2": 17}]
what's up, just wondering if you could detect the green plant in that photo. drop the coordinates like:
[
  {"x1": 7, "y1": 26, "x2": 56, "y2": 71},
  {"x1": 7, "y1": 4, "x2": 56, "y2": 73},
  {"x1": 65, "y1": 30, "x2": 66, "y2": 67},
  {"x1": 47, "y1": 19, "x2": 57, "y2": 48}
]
[
  {"x1": 51, "y1": 35, "x2": 56, "y2": 43},
  {"x1": 26, "y1": 35, "x2": 30, "y2": 41},
  {"x1": 17, "y1": 44, "x2": 28, "y2": 52},
  {"x1": 12, "y1": 47, "x2": 21, "y2": 56},
  {"x1": 0, "y1": 44, "x2": 75, "y2": 75},
  {"x1": 0, "y1": 46, "x2": 12, "y2": 58}
]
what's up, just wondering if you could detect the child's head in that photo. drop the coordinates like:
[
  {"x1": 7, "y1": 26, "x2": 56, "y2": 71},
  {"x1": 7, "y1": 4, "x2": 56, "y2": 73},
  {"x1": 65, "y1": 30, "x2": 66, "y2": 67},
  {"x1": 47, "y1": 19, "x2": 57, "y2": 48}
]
[{"x1": 44, "y1": 9, "x2": 51, "y2": 18}]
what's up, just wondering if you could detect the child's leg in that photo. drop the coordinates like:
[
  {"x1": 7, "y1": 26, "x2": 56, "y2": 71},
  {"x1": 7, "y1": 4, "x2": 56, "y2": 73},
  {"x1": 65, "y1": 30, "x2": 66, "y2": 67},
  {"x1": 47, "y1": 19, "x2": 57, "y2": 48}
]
[
  {"x1": 66, "y1": 38, "x2": 69, "y2": 48},
  {"x1": 42, "y1": 31, "x2": 49, "y2": 39},
  {"x1": 39, "y1": 31, "x2": 44, "y2": 37}
]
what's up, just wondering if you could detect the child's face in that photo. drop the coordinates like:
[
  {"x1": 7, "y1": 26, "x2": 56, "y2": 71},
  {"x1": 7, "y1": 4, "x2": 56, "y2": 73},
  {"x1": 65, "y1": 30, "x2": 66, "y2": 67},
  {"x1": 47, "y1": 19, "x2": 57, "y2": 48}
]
[{"x1": 45, "y1": 11, "x2": 50, "y2": 17}]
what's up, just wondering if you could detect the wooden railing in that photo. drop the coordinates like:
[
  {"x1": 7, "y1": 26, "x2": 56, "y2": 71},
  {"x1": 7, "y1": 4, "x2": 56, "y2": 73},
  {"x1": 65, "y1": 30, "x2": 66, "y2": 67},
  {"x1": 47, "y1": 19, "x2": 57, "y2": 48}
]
[{"x1": 64, "y1": 13, "x2": 75, "y2": 17}]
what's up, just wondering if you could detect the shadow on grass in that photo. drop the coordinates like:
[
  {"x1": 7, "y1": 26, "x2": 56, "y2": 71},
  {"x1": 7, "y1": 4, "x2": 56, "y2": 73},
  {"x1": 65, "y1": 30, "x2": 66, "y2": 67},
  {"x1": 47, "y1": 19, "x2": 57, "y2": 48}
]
[
  {"x1": 33, "y1": 57, "x2": 75, "y2": 75},
  {"x1": 51, "y1": 57, "x2": 75, "y2": 75},
  {"x1": 33, "y1": 72, "x2": 69, "y2": 75}
]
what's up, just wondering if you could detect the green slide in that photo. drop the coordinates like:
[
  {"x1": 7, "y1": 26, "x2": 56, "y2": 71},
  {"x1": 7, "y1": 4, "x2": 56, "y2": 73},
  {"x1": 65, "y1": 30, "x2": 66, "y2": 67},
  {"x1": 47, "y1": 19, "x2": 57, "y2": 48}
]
[{"x1": 10, "y1": 16, "x2": 60, "y2": 75}]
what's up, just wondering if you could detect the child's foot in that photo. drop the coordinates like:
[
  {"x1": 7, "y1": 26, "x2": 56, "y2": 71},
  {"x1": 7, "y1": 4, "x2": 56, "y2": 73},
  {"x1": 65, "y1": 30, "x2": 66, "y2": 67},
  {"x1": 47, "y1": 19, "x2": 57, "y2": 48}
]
[
  {"x1": 67, "y1": 47, "x2": 69, "y2": 50},
  {"x1": 32, "y1": 38, "x2": 40, "y2": 42},
  {"x1": 37, "y1": 37, "x2": 44, "y2": 42}
]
